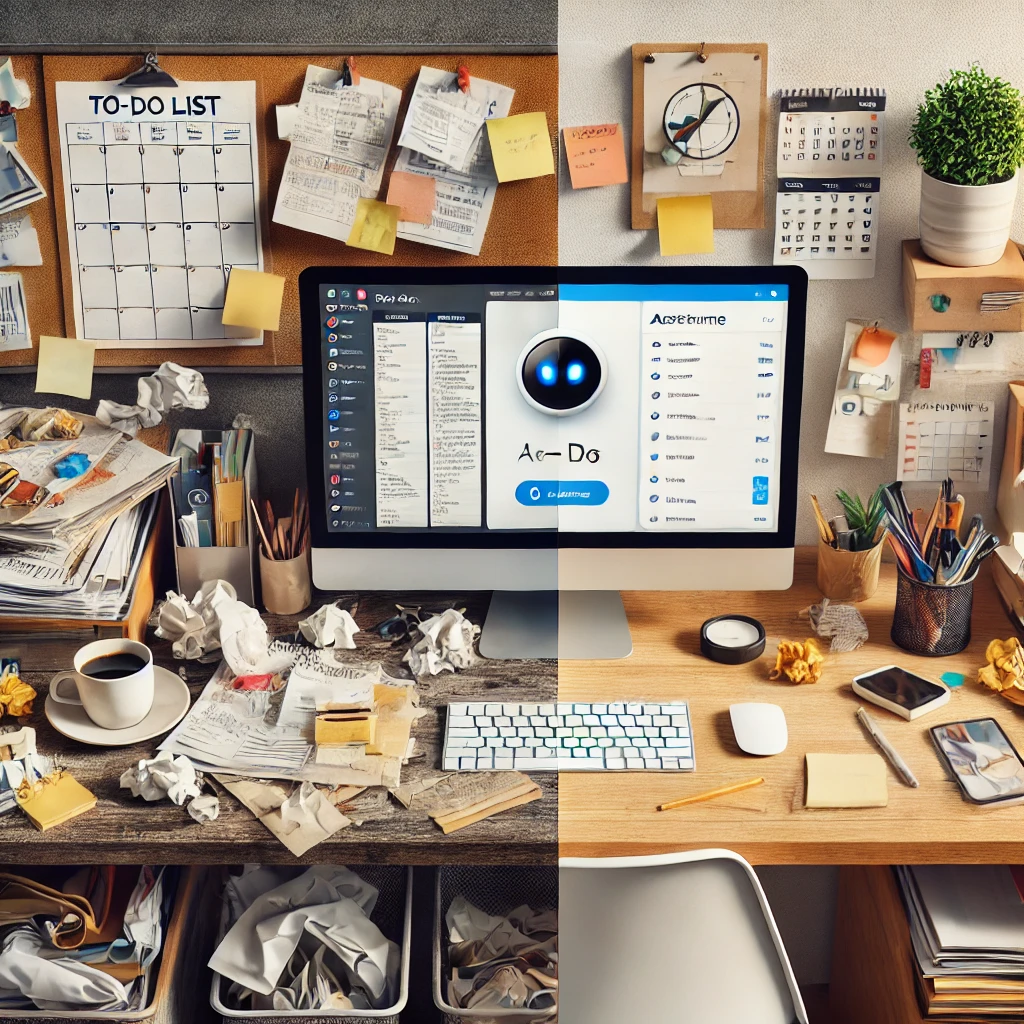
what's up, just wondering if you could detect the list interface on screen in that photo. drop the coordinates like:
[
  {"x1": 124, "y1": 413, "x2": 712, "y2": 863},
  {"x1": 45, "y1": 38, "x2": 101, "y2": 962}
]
[{"x1": 317, "y1": 282, "x2": 789, "y2": 534}]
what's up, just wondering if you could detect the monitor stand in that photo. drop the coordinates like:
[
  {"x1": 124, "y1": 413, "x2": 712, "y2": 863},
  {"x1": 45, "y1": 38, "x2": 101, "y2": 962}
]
[{"x1": 479, "y1": 591, "x2": 633, "y2": 660}]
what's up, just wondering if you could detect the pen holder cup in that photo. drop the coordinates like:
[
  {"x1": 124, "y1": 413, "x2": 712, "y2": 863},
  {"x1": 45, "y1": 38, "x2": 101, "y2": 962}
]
[
  {"x1": 259, "y1": 548, "x2": 311, "y2": 616},
  {"x1": 816, "y1": 537, "x2": 883, "y2": 602},
  {"x1": 891, "y1": 566, "x2": 976, "y2": 657}
]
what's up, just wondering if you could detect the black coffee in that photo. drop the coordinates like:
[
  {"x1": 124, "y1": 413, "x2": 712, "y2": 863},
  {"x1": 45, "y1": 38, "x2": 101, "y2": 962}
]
[{"x1": 81, "y1": 653, "x2": 147, "y2": 680}]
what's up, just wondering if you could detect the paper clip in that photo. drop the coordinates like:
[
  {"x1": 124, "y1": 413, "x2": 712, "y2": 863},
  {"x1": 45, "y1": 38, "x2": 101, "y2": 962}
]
[
  {"x1": 341, "y1": 57, "x2": 360, "y2": 88},
  {"x1": 457, "y1": 64, "x2": 471, "y2": 93}
]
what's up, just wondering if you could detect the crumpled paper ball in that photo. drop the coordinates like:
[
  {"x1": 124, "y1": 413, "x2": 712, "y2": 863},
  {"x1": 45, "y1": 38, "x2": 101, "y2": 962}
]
[
  {"x1": 404, "y1": 608, "x2": 480, "y2": 677},
  {"x1": 298, "y1": 603, "x2": 359, "y2": 650},
  {"x1": 978, "y1": 637, "x2": 1024, "y2": 705},
  {"x1": 187, "y1": 793, "x2": 220, "y2": 823},
  {"x1": 803, "y1": 599, "x2": 868, "y2": 653},
  {"x1": 154, "y1": 590, "x2": 206, "y2": 659},
  {"x1": 769, "y1": 638, "x2": 824, "y2": 684},
  {"x1": 96, "y1": 362, "x2": 209, "y2": 435},
  {"x1": 120, "y1": 751, "x2": 201, "y2": 806},
  {"x1": 0, "y1": 673, "x2": 35, "y2": 717}
]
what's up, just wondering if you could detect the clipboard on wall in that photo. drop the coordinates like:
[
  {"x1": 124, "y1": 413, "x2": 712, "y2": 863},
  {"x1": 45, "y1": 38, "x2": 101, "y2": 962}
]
[{"x1": 630, "y1": 43, "x2": 768, "y2": 231}]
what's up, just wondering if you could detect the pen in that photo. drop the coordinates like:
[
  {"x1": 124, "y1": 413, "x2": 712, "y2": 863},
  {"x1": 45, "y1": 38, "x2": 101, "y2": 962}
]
[
  {"x1": 856, "y1": 707, "x2": 918, "y2": 787},
  {"x1": 657, "y1": 776, "x2": 765, "y2": 811}
]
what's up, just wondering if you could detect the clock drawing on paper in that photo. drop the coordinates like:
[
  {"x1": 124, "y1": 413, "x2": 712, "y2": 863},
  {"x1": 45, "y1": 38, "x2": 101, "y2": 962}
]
[{"x1": 663, "y1": 82, "x2": 741, "y2": 161}]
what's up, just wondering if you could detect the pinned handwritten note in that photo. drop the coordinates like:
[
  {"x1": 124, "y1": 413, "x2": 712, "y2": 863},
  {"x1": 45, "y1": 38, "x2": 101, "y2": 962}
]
[
  {"x1": 657, "y1": 195, "x2": 714, "y2": 256},
  {"x1": 35, "y1": 336, "x2": 96, "y2": 400},
  {"x1": 486, "y1": 112, "x2": 555, "y2": 183},
  {"x1": 347, "y1": 198, "x2": 400, "y2": 255},
  {"x1": 222, "y1": 269, "x2": 286, "y2": 332},
  {"x1": 563, "y1": 124, "x2": 628, "y2": 189},
  {"x1": 386, "y1": 171, "x2": 437, "y2": 226}
]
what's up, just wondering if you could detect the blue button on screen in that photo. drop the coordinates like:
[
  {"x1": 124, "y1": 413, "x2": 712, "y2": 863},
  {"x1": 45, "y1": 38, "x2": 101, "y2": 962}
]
[{"x1": 515, "y1": 480, "x2": 610, "y2": 506}]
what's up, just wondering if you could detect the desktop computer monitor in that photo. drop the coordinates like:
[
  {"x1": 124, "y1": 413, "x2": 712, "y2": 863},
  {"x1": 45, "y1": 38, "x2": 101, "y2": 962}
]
[{"x1": 300, "y1": 266, "x2": 807, "y2": 658}]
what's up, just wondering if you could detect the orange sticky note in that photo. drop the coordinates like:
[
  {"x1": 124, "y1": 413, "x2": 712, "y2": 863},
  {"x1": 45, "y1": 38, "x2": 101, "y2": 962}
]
[
  {"x1": 386, "y1": 171, "x2": 436, "y2": 225},
  {"x1": 347, "y1": 198, "x2": 400, "y2": 255},
  {"x1": 486, "y1": 112, "x2": 555, "y2": 183},
  {"x1": 221, "y1": 269, "x2": 286, "y2": 331},
  {"x1": 563, "y1": 124, "x2": 628, "y2": 189},
  {"x1": 657, "y1": 195, "x2": 714, "y2": 256}
]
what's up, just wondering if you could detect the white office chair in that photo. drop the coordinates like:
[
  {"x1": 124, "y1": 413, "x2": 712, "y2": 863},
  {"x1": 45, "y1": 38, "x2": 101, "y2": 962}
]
[{"x1": 559, "y1": 849, "x2": 809, "y2": 1024}]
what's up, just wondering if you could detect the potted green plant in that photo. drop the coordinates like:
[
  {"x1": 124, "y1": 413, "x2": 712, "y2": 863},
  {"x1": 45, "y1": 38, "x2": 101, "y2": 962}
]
[{"x1": 910, "y1": 64, "x2": 1024, "y2": 266}]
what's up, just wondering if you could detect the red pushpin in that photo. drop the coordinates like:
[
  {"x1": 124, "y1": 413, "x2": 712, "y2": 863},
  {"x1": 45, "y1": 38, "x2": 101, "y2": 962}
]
[
  {"x1": 343, "y1": 57, "x2": 361, "y2": 87},
  {"x1": 457, "y1": 64, "x2": 471, "y2": 93}
]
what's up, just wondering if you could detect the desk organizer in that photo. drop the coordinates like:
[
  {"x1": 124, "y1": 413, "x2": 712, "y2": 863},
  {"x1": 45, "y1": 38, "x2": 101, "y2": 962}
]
[
  {"x1": 170, "y1": 431, "x2": 258, "y2": 607},
  {"x1": 434, "y1": 865, "x2": 558, "y2": 1024},
  {"x1": 0, "y1": 866, "x2": 198, "y2": 1023},
  {"x1": 210, "y1": 865, "x2": 412, "y2": 1023},
  {"x1": 816, "y1": 537, "x2": 883, "y2": 602},
  {"x1": 891, "y1": 566, "x2": 976, "y2": 656}
]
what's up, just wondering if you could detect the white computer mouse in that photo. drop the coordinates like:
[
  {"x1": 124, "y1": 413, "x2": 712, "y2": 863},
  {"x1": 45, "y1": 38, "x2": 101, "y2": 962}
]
[{"x1": 729, "y1": 703, "x2": 788, "y2": 756}]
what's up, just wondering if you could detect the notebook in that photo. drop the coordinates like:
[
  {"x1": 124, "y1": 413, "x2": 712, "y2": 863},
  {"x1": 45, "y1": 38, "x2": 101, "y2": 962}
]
[
  {"x1": 805, "y1": 752, "x2": 888, "y2": 807},
  {"x1": 773, "y1": 87, "x2": 885, "y2": 280}
]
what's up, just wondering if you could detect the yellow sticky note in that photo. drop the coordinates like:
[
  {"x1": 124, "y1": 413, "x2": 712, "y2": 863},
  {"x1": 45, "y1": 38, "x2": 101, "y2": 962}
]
[
  {"x1": 221, "y1": 268, "x2": 286, "y2": 332},
  {"x1": 386, "y1": 171, "x2": 436, "y2": 225},
  {"x1": 563, "y1": 124, "x2": 629, "y2": 189},
  {"x1": 657, "y1": 195, "x2": 715, "y2": 256},
  {"x1": 486, "y1": 112, "x2": 555, "y2": 183},
  {"x1": 347, "y1": 198, "x2": 400, "y2": 255},
  {"x1": 805, "y1": 753, "x2": 888, "y2": 808},
  {"x1": 35, "y1": 336, "x2": 96, "y2": 400}
]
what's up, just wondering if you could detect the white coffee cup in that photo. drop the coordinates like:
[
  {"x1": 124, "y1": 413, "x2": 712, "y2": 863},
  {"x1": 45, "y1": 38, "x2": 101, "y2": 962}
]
[{"x1": 50, "y1": 638, "x2": 155, "y2": 731}]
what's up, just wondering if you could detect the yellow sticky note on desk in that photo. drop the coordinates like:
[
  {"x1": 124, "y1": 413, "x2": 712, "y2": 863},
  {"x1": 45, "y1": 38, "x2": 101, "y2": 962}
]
[
  {"x1": 35, "y1": 336, "x2": 96, "y2": 400},
  {"x1": 657, "y1": 194, "x2": 715, "y2": 256},
  {"x1": 222, "y1": 268, "x2": 285, "y2": 332},
  {"x1": 805, "y1": 753, "x2": 888, "y2": 808},
  {"x1": 347, "y1": 198, "x2": 399, "y2": 255},
  {"x1": 563, "y1": 124, "x2": 629, "y2": 189},
  {"x1": 486, "y1": 112, "x2": 555, "y2": 183}
]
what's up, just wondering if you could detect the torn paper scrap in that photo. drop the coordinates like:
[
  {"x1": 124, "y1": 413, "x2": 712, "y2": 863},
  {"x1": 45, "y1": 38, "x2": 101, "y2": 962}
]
[
  {"x1": 95, "y1": 362, "x2": 209, "y2": 435},
  {"x1": 215, "y1": 775, "x2": 351, "y2": 857},
  {"x1": 392, "y1": 770, "x2": 541, "y2": 833},
  {"x1": 0, "y1": 271, "x2": 30, "y2": 351},
  {"x1": 0, "y1": 141, "x2": 45, "y2": 216},
  {"x1": 187, "y1": 793, "x2": 220, "y2": 823},
  {"x1": 298, "y1": 603, "x2": 360, "y2": 650},
  {"x1": 803, "y1": 599, "x2": 868, "y2": 653},
  {"x1": 0, "y1": 212, "x2": 41, "y2": 267},
  {"x1": 397, "y1": 67, "x2": 486, "y2": 171},
  {"x1": 0, "y1": 59, "x2": 31, "y2": 110},
  {"x1": 404, "y1": 608, "x2": 480, "y2": 676},
  {"x1": 120, "y1": 751, "x2": 201, "y2": 806}
]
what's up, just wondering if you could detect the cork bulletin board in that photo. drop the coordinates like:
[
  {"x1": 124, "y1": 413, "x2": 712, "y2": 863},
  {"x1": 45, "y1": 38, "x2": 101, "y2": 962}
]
[{"x1": 0, "y1": 51, "x2": 558, "y2": 369}]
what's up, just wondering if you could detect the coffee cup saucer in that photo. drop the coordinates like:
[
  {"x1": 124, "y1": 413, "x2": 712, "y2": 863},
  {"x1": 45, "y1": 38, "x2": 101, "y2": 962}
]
[{"x1": 45, "y1": 666, "x2": 191, "y2": 747}]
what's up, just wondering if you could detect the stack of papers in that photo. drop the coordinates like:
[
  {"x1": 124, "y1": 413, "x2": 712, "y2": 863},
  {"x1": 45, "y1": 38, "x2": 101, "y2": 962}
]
[
  {"x1": 897, "y1": 864, "x2": 1024, "y2": 1018},
  {"x1": 0, "y1": 407, "x2": 176, "y2": 620}
]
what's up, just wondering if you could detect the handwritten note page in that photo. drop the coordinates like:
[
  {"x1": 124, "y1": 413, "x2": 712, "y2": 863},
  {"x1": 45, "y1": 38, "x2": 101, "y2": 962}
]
[
  {"x1": 486, "y1": 111, "x2": 555, "y2": 183},
  {"x1": 563, "y1": 124, "x2": 628, "y2": 188},
  {"x1": 657, "y1": 194, "x2": 714, "y2": 255},
  {"x1": 0, "y1": 211, "x2": 41, "y2": 266},
  {"x1": 393, "y1": 67, "x2": 515, "y2": 256},
  {"x1": 35, "y1": 336, "x2": 96, "y2": 399},
  {"x1": 397, "y1": 67, "x2": 486, "y2": 170},
  {"x1": 273, "y1": 65, "x2": 401, "y2": 244},
  {"x1": 0, "y1": 271, "x2": 29, "y2": 351},
  {"x1": 54, "y1": 78, "x2": 263, "y2": 348}
]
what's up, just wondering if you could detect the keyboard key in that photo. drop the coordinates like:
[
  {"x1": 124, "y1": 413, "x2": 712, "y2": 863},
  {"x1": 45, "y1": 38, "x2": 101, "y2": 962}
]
[
  {"x1": 500, "y1": 727, "x2": 516, "y2": 737},
  {"x1": 475, "y1": 716, "x2": 493, "y2": 727},
  {"x1": 449, "y1": 715, "x2": 475, "y2": 727},
  {"x1": 507, "y1": 737, "x2": 524, "y2": 747},
  {"x1": 450, "y1": 703, "x2": 468, "y2": 716},
  {"x1": 610, "y1": 703, "x2": 626, "y2": 714},
  {"x1": 460, "y1": 757, "x2": 476, "y2": 769},
  {"x1": 608, "y1": 726, "x2": 626, "y2": 737},
  {"x1": 521, "y1": 704, "x2": 539, "y2": 715},
  {"x1": 513, "y1": 716, "x2": 528, "y2": 726},
  {"x1": 549, "y1": 716, "x2": 564, "y2": 727},
  {"x1": 653, "y1": 715, "x2": 670, "y2": 726},
  {"x1": 485, "y1": 704, "x2": 502, "y2": 716},
  {"x1": 538, "y1": 705, "x2": 555, "y2": 716},
  {"x1": 626, "y1": 758, "x2": 643, "y2": 769},
  {"x1": 588, "y1": 747, "x2": 603, "y2": 757},
  {"x1": 449, "y1": 727, "x2": 478, "y2": 737},
  {"x1": 496, "y1": 716, "x2": 512, "y2": 727},
  {"x1": 619, "y1": 715, "x2": 636, "y2": 727},
  {"x1": 536, "y1": 727, "x2": 554, "y2": 737},
  {"x1": 572, "y1": 726, "x2": 589, "y2": 737},
  {"x1": 636, "y1": 715, "x2": 652, "y2": 726},
  {"x1": 626, "y1": 703, "x2": 642, "y2": 715},
  {"x1": 557, "y1": 704, "x2": 573, "y2": 715},
  {"x1": 481, "y1": 727, "x2": 498, "y2": 737},
  {"x1": 565, "y1": 737, "x2": 580, "y2": 748},
  {"x1": 566, "y1": 715, "x2": 584, "y2": 726},
  {"x1": 572, "y1": 747, "x2": 587, "y2": 757},
  {"x1": 625, "y1": 727, "x2": 643, "y2": 737}
]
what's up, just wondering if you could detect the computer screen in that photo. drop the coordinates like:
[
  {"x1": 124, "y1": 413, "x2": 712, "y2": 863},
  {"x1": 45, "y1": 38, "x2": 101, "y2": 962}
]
[{"x1": 301, "y1": 267, "x2": 805, "y2": 551}]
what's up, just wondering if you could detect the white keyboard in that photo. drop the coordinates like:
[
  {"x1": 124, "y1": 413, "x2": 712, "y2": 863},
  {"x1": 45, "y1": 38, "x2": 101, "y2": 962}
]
[{"x1": 441, "y1": 701, "x2": 694, "y2": 772}]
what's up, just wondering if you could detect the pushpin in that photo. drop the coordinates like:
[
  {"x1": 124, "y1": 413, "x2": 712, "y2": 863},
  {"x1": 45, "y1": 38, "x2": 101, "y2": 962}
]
[{"x1": 457, "y1": 64, "x2": 471, "y2": 93}]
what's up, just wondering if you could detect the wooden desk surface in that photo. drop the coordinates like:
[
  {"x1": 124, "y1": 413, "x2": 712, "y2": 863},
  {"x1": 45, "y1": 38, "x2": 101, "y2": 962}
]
[
  {"x1": 7, "y1": 592, "x2": 556, "y2": 866},
  {"x1": 558, "y1": 550, "x2": 1024, "y2": 864}
]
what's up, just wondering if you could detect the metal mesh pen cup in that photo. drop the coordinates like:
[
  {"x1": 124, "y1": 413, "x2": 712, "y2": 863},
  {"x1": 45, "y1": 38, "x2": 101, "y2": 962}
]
[{"x1": 891, "y1": 566, "x2": 977, "y2": 656}]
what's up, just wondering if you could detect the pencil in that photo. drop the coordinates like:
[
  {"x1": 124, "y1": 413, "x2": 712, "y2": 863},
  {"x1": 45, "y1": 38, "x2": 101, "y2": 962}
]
[
  {"x1": 657, "y1": 776, "x2": 765, "y2": 811},
  {"x1": 250, "y1": 498, "x2": 274, "y2": 560},
  {"x1": 810, "y1": 495, "x2": 834, "y2": 546}
]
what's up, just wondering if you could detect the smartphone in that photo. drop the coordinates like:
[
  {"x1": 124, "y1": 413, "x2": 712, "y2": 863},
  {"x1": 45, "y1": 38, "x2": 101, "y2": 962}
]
[
  {"x1": 852, "y1": 665, "x2": 950, "y2": 720},
  {"x1": 931, "y1": 718, "x2": 1024, "y2": 807}
]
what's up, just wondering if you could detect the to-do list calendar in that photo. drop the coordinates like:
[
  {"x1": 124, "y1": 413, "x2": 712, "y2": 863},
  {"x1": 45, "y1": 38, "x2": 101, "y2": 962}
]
[
  {"x1": 773, "y1": 87, "x2": 885, "y2": 280},
  {"x1": 55, "y1": 80, "x2": 264, "y2": 348}
]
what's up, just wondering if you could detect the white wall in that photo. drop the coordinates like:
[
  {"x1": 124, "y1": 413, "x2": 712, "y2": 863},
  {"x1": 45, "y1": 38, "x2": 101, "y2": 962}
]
[{"x1": 558, "y1": 0, "x2": 1024, "y2": 550}]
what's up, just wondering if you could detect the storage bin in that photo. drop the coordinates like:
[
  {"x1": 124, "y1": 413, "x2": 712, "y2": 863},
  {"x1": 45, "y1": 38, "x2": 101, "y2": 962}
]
[
  {"x1": 210, "y1": 865, "x2": 412, "y2": 1024},
  {"x1": 0, "y1": 866, "x2": 198, "y2": 1023},
  {"x1": 434, "y1": 865, "x2": 558, "y2": 1024}
]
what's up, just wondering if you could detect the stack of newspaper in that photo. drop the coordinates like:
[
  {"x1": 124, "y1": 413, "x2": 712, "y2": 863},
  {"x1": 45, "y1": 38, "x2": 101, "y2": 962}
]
[{"x1": 0, "y1": 406, "x2": 177, "y2": 621}]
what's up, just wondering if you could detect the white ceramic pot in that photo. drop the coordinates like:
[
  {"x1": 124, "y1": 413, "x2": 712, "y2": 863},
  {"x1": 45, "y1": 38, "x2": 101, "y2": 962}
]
[{"x1": 919, "y1": 169, "x2": 1020, "y2": 267}]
